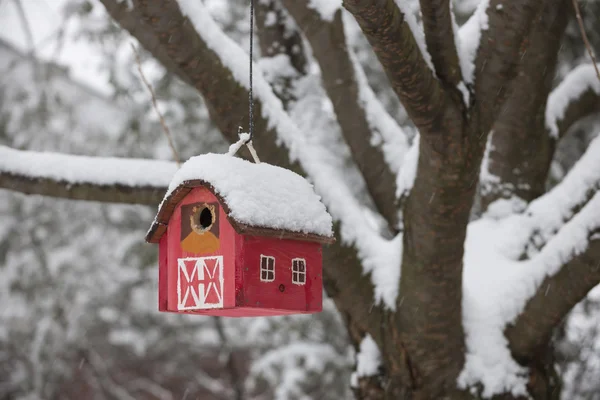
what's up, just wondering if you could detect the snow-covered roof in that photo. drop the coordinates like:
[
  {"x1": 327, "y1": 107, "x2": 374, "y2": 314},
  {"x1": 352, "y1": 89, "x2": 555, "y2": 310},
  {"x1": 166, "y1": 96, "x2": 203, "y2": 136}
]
[{"x1": 146, "y1": 153, "x2": 334, "y2": 243}]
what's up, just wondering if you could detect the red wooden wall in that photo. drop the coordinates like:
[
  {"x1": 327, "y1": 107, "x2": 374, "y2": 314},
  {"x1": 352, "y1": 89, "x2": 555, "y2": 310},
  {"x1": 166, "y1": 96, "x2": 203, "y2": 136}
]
[{"x1": 241, "y1": 236, "x2": 322, "y2": 313}]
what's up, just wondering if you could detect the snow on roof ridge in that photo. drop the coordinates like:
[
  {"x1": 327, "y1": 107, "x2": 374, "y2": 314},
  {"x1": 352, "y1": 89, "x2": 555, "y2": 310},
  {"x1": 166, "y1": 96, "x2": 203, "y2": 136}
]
[{"x1": 160, "y1": 153, "x2": 334, "y2": 238}]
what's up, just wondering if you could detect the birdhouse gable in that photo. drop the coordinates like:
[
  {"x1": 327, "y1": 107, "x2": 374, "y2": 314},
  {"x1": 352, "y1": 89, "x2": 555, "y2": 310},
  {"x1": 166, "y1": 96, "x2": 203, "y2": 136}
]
[{"x1": 146, "y1": 154, "x2": 334, "y2": 244}]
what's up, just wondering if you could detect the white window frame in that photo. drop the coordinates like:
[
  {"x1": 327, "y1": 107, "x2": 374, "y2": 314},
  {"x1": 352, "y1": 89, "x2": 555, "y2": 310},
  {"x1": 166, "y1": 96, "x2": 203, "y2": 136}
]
[
  {"x1": 260, "y1": 255, "x2": 275, "y2": 282},
  {"x1": 291, "y1": 258, "x2": 306, "y2": 285}
]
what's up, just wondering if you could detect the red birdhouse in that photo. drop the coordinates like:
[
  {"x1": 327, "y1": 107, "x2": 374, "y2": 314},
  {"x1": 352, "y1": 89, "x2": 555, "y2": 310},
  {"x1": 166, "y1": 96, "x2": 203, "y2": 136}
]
[{"x1": 146, "y1": 153, "x2": 334, "y2": 317}]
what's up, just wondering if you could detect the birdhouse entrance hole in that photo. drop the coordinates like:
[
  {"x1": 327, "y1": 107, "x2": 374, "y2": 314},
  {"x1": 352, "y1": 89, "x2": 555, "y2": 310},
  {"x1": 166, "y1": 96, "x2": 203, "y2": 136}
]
[{"x1": 191, "y1": 203, "x2": 216, "y2": 234}]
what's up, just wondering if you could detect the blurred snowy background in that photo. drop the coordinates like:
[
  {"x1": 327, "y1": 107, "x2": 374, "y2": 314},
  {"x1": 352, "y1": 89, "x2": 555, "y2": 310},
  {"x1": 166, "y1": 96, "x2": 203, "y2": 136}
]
[{"x1": 0, "y1": 0, "x2": 599, "y2": 399}]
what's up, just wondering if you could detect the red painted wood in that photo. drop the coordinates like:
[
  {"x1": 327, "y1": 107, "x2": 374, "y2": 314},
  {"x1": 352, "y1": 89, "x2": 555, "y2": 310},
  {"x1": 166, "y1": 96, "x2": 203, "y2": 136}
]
[
  {"x1": 158, "y1": 185, "x2": 323, "y2": 317},
  {"x1": 242, "y1": 235, "x2": 322, "y2": 313},
  {"x1": 158, "y1": 235, "x2": 168, "y2": 312},
  {"x1": 165, "y1": 187, "x2": 236, "y2": 312}
]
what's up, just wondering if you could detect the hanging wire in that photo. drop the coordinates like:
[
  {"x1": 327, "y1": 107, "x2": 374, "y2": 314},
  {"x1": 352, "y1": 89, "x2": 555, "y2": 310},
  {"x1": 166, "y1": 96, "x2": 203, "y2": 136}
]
[
  {"x1": 248, "y1": 0, "x2": 255, "y2": 142},
  {"x1": 230, "y1": 0, "x2": 260, "y2": 163}
]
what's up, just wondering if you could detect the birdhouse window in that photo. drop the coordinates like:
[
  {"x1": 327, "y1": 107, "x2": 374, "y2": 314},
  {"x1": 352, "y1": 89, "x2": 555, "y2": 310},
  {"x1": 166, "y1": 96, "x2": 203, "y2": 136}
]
[
  {"x1": 292, "y1": 258, "x2": 306, "y2": 285},
  {"x1": 260, "y1": 255, "x2": 275, "y2": 282}
]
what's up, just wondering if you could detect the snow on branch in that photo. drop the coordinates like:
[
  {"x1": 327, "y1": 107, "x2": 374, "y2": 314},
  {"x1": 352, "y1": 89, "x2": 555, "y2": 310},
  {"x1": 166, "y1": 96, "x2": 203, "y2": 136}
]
[
  {"x1": 461, "y1": 189, "x2": 600, "y2": 397},
  {"x1": 343, "y1": 0, "x2": 448, "y2": 135},
  {"x1": 282, "y1": 0, "x2": 404, "y2": 228},
  {"x1": 351, "y1": 53, "x2": 410, "y2": 177},
  {"x1": 350, "y1": 334, "x2": 382, "y2": 388},
  {"x1": 0, "y1": 146, "x2": 176, "y2": 205},
  {"x1": 460, "y1": 134, "x2": 600, "y2": 395},
  {"x1": 545, "y1": 63, "x2": 600, "y2": 138},
  {"x1": 456, "y1": 0, "x2": 490, "y2": 86},
  {"x1": 496, "y1": 134, "x2": 600, "y2": 260}
]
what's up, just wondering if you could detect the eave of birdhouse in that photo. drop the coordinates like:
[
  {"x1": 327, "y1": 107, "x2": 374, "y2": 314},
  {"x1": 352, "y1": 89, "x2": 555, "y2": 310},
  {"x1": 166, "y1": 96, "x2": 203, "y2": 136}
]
[{"x1": 145, "y1": 179, "x2": 335, "y2": 245}]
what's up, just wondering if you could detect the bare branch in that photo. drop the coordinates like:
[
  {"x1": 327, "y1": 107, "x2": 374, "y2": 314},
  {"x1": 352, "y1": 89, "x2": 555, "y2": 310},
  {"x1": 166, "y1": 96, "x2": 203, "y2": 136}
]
[
  {"x1": 342, "y1": 0, "x2": 458, "y2": 136},
  {"x1": 131, "y1": 43, "x2": 181, "y2": 166},
  {"x1": 419, "y1": 0, "x2": 463, "y2": 86},
  {"x1": 213, "y1": 318, "x2": 244, "y2": 400},
  {"x1": 572, "y1": 0, "x2": 600, "y2": 80},
  {"x1": 479, "y1": 0, "x2": 571, "y2": 210},
  {"x1": 474, "y1": 0, "x2": 544, "y2": 133},
  {"x1": 282, "y1": 1, "x2": 402, "y2": 229}
]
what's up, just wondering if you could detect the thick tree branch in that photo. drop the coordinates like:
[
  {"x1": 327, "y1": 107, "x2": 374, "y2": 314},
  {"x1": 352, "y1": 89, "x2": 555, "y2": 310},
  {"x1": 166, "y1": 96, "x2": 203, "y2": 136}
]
[
  {"x1": 100, "y1": 0, "x2": 387, "y2": 348},
  {"x1": 281, "y1": 1, "x2": 400, "y2": 229},
  {"x1": 419, "y1": 0, "x2": 462, "y2": 86},
  {"x1": 474, "y1": 0, "x2": 544, "y2": 134},
  {"x1": 342, "y1": 0, "x2": 459, "y2": 137},
  {"x1": 0, "y1": 146, "x2": 174, "y2": 205},
  {"x1": 506, "y1": 239, "x2": 600, "y2": 361},
  {"x1": 0, "y1": 172, "x2": 165, "y2": 205},
  {"x1": 479, "y1": 0, "x2": 570, "y2": 211}
]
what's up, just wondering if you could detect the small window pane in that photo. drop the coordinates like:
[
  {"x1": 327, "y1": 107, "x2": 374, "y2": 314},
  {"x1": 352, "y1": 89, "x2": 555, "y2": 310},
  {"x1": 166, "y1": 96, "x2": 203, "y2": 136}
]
[
  {"x1": 292, "y1": 258, "x2": 306, "y2": 285},
  {"x1": 260, "y1": 255, "x2": 275, "y2": 282}
]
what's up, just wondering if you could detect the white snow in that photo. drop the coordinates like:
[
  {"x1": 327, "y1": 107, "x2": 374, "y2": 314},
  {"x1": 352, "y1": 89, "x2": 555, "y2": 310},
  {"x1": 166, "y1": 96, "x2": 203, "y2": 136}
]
[
  {"x1": 350, "y1": 334, "x2": 382, "y2": 387},
  {"x1": 0, "y1": 146, "x2": 177, "y2": 188},
  {"x1": 178, "y1": 0, "x2": 401, "y2": 306},
  {"x1": 545, "y1": 63, "x2": 600, "y2": 138},
  {"x1": 251, "y1": 341, "x2": 347, "y2": 399},
  {"x1": 460, "y1": 191, "x2": 600, "y2": 397},
  {"x1": 164, "y1": 153, "x2": 334, "y2": 237},
  {"x1": 457, "y1": 81, "x2": 471, "y2": 107},
  {"x1": 264, "y1": 11, "x2": 277, "y2": 27},
  {"x1": 457, "y1": 0, "x2": 490, "y2": 84},
  {"x1": 499, "y1": 134, "x2": 600, "y2": 259},
  {"x1": 459, "y1": 133, "x2": 600, "y2": 396},
  {"x1": 351, "y1": 52, "x2": 410, "y2": 175},
  {"x1": 307, "y1": 0, "x2": 342, "y2": 22},
  {"x1": 395, "y1": 134, "x2": 420, "y2": 200},
  {"x1": 479, "y1": 130, "x2": 501, "y2": 194}
]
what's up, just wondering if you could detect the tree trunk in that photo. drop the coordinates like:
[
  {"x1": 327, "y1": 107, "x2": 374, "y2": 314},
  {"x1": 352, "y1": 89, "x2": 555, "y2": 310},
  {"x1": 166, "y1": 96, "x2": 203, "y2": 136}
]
[{"x1": 354, "y1": 344, "x2": 561, "y2": 400}]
